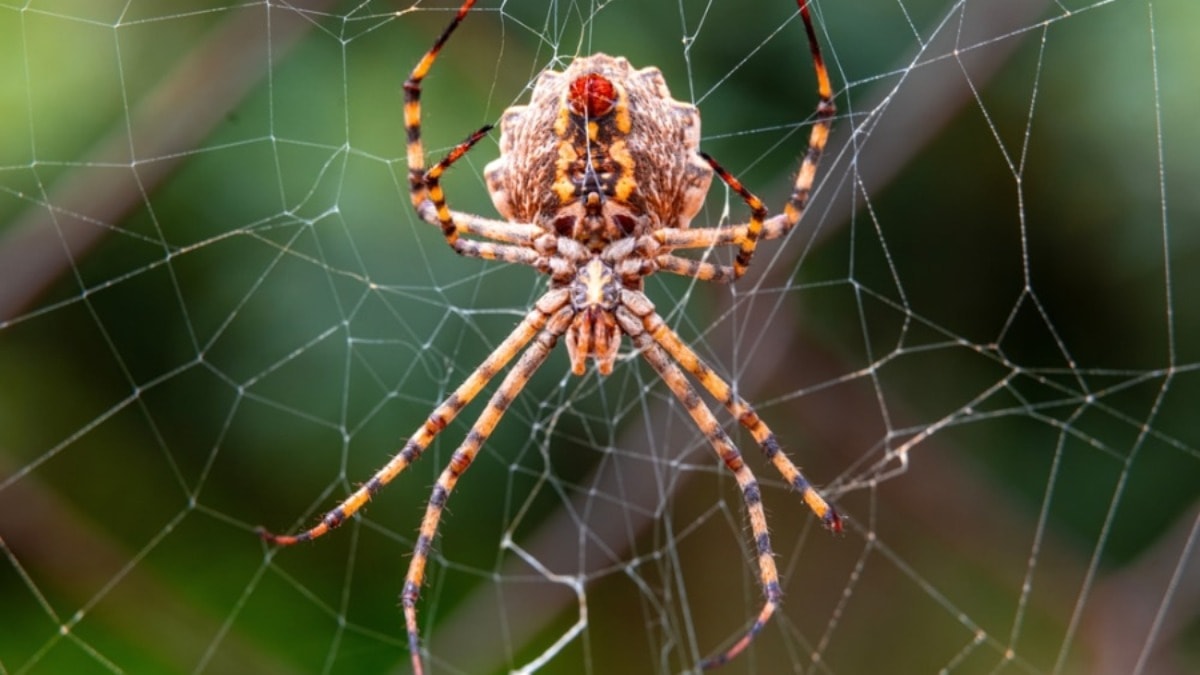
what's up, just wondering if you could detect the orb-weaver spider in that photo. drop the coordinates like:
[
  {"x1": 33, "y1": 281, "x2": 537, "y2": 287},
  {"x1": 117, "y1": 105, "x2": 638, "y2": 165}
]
[{"x1": 260, "y1": 1, "x2": 841, "y2": 671}]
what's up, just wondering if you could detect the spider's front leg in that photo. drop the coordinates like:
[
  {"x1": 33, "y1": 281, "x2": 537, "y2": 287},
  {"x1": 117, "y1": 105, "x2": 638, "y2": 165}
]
[
  {"x1": 616, "y1": 288, "x2": 840, "y2": 668},
  {"x1": 402, "y1": 304, "x2": 574, "y2": 675},
  {"x1": 257, "y1": 291, "x2": 570, "y2": 546},
  {"x1": 614, "y1": 303, "x2": 784, "y2": 670},
  {"x1": 641, "y1": 310, "x2": 842, "y2": 531}
]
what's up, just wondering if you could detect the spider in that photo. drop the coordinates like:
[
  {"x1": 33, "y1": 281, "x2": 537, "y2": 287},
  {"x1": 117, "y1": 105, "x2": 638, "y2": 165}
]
[{"x1": 259, "y1": 0, "x2": 841, "y2": 671}]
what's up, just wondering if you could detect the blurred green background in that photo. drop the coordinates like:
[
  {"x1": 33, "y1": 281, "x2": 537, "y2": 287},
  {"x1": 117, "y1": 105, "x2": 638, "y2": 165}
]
[{"x1": 1, "y1": 1, "x2": 1197, "y2": 674}]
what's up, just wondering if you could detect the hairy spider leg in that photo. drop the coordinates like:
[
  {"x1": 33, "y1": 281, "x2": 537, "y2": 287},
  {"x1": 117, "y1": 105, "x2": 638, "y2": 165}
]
[
  {"x1": 643, "y1": 311, "x2": 842, "y2": 532},
  {"x1": 404, "y1": 0, "x2": 475, "y2": 209},
  {"x1": 699, "y1": 152, "x2": 768, "y2": 280},
  {"x1": 423, "y1": 125, "x2": 545, "y2": 266},
  {"x1": 649, "y1": 0, "x2": 835, "y2": 284},
  {"x1": 257, "y1": 293, "x2": 566, "y2": 546},
  {"x1": 633, "y1": 154, "x2": 770, "y2": 285},
  {"x1": 402, "y1": 0, "x2": 546, "y2": 249},
  {"x1": 652, "y1": 252, "x2": 738, "y2": 284},
  {"x1": 402, "y1": 304, "x2": 574, "y2": 675},
  {"x1": 786, "y1": 0, "x2": 836, "y2": 229},
  {"x1": 619, "y1": 318, "x2": 783, "y2": 670}
]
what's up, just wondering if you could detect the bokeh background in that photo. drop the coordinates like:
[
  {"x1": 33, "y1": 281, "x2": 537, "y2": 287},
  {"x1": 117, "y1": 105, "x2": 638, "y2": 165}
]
[{"x1": 1, "y1": 1, "x2": 1197, "y2": 673}]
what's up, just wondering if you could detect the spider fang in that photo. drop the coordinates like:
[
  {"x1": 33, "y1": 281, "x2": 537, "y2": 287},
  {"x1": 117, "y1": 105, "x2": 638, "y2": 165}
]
[{"x1": 566, "y1": 256, "x2": 622, "y2": 376}]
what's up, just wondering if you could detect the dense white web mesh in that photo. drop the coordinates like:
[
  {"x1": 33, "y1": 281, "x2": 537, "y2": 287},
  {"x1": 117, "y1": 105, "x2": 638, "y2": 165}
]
[{"x1": 1, "y1": 1, "x2": 1197, "y2": 674}]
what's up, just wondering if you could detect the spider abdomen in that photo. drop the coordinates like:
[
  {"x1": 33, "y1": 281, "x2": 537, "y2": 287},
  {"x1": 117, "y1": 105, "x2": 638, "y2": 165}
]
[{"x1": 484, "y1": 54, "x2": 714, "y2": 244}]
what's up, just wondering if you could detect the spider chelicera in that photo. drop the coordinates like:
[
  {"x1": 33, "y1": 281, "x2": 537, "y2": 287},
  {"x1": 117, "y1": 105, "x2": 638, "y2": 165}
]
[{"x1": 259, "y1": 0, "x2": 841, "y2": 671}]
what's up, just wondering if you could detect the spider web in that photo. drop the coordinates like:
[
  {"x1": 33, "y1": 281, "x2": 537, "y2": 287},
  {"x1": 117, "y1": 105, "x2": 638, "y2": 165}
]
[{"x1": 1, "y1": 0, "x2": 1197, "y2": 673}]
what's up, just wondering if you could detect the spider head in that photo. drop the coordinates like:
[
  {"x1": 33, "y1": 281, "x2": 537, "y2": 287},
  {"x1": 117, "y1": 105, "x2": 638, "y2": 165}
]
[{"x1": 565, "y1": 257, "x2": 622, "y2": 376}]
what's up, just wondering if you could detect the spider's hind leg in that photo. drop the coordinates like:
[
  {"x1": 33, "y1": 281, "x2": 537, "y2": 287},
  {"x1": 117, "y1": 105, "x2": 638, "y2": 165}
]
[
  {"x1": 404, "y1": 0, "x2": 478, "y2": 208},
  {"x1": 698, "y1": 152, "x2": 768, "y2": 280}
]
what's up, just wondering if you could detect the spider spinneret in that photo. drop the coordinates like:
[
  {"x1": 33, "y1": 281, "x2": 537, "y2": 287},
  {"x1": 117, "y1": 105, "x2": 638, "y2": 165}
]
[{"x1": 259, "y1": 1, "x2": 840, "y2": 672}]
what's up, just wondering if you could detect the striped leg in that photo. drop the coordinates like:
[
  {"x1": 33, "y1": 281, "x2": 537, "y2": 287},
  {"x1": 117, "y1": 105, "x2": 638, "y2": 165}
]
[
  {"x1": 434, "y1": 211, "x2": 542, "y2": 245},
  {"x1": 699, "y1": 152, "x2": 767, "y2": 281},
  {"x1": 258, "y1": 290, "x2": 570, "y2": 546},
  {"x1": 642, "y1": 311, "x2": 842, "y2": 532},
  {"x1": 422, "y1": 126, "x2": 546, "y2": 267},
  {"x1": 654, "y1": 222, "x2": 773, "y2": 250},
  {"x1": 402, "y1": 0, "x2": 548, "y2": 267},
  {"x1": 654, "y1": 253, "x2": 736, "y2": 284},
  {"x1": 404, "y1": 0, "x2": 475, "y2": 209},
  {"x1": 402, "y1": 308, "x2": 572, "y2": 675},
  {"x1": 625, "y1": 328, "x2": 783, "y2": 670},
  {"x1": 650, "y1": 0, "x2": 835, "y2": 284},
  {"x1": 782, "y1": 0, "x2": 836, "y2": 231}
]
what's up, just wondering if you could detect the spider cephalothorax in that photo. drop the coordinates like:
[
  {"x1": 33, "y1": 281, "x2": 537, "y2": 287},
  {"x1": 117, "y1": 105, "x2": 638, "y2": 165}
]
[
  {"x1": 261, "y1": 1, "x2": 840, "y2": 672},
  {"x1": 562, "y1": 244, "x2": 623, "y2": 375}
]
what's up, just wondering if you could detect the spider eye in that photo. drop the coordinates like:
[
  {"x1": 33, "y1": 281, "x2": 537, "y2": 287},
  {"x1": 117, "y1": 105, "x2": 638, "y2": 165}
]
[{"x1": 567, "y1": 73, "x2": 617, "y2": 119}]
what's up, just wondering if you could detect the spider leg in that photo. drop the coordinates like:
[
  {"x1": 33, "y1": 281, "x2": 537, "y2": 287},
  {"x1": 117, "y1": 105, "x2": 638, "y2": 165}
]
[
  {"x1": 404, "y1": 0, "x2": 476, "y2": 209},
  {"x1": 655, "y1": 220, "x2": 787, "y2": 251},
  {"x1": 652, "y1": 0, "x2": 834, "y2": 282},
  {"x1": 650, "y1": 220, "x2": 794, "y2": 283},
  {"x1": 641, "y1": 152, "x2": 768, "y2": 284},
  {"x1": 699, "y1": 151, "x2": 767, "y2": 281},
  {"x1": 258, "y1": 289, "x2": 571, "y2": 546},
  {"x1": 402, "y1": 306, "x2": 573, "y2": 675},
  {"x1": 422, "y1": 127, "x2": 548, "y2": 268},
  {"x1": 403, "y1": 0, "x2": 549, "y2": 267},
  {"x1": 617, "y1": 313, "x2": 783, "y2": 670},
  {"x1": 651, "y1": 227, "x2": 776, "y2": 284},
  {"x1": 439, "y1": 210, "x2": 542, "y2": 245},
  {"x1": 654, "y1": 253, "x2": 736, "y2": 284},
  {"x1": 642, "y1": 310, "x2": 842, "y2": 531},
  {"x1": 783, "y1": 0, "x2": 836, "y2": 232}
]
